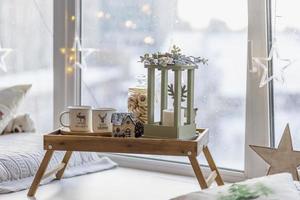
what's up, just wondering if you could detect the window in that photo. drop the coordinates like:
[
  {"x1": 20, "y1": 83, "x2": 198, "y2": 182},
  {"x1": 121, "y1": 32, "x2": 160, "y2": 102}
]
[
  {"x1": 0, "y1": 0, "x2": 283, "y2": 181},
  {"x1": 272, "y1": 0, "x2": 300, "y2": 148},
  {"x1": 0, "y1": 0, "x2": 53, "y2": 132},
  {"x1": 81, "y1": 0, "x2": 247, "y2": 170}
]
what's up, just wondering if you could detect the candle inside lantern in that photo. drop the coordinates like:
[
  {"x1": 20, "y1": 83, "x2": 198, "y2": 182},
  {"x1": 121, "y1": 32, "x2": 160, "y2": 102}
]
[{"x1": 162, "y1": 109, "x2": 186, "y2": 126}]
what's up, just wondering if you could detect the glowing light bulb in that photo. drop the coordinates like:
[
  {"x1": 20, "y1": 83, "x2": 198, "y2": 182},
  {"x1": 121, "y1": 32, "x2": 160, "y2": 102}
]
[
  {"x1": 143, "y1": 36, "x2": 155, "y2": 45},
  {"x1": 124, "y1": 20, "x2": 137, "y2": 29},
  {"x1": 97, "y1": 11, "x2": 104, "y2": 19},
  {"x1": 71, "y1": 16, "x2": 76, "y2": 21},
  {"x1": 69, "y1": 55, "x2": 75, "y2": 62},
  {"x1": 125, "y1": 20, "x2": 133, "y2": 28},
  {"x1": 66, "y1": 66, "x2": 74, "y2": 74},
  {"x1": 60, "y1": 48, "x2": 66, "y2": 54},
  {"x1": 141, "y1": 4, "x2": 151, "y2": 15}
]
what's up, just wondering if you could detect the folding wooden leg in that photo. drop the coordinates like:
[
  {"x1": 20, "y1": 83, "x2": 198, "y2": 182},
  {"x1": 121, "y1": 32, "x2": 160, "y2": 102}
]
[
  {"x1": 203, "y1": 146, "x2": 224, "y2": 186},
  {"x1": 188, "y1": 155, "x2": 208, "y2": 189},
  {"x1": 28, "y1": 150, "x2": 54, "y2": 197},
  {"x1": 56, "y1": 151, "x2": 73, "y2": 180}
]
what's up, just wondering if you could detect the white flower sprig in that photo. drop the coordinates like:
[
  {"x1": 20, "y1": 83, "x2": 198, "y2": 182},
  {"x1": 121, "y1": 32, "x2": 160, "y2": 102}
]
[{"x1": 139, "y1": 45, "x2": 208, "y2": 67}]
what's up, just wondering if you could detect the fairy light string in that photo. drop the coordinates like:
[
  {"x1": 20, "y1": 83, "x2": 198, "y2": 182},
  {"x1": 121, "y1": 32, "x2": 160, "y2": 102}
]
[{"x1": 32, "y1": 0, "x2": 102, "y2": 106}]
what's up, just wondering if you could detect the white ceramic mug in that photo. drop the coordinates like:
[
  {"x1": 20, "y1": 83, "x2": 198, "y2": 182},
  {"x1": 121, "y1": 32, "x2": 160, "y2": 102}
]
[
  {"x1": 92, "y1": 108, "x2": 116, "y2": 133},
  {"x1": 59, "y1": 106, "x2": 92, "y2": 132}
]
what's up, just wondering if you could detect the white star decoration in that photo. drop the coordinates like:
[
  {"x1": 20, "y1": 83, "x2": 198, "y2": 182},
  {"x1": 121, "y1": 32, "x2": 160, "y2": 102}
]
[
  {"x1": 252, "y1": 41, "x2": 293, "y2": 88},
  {"x1": 72, "y1": 36, "x2": 99, "y2": 70},
  {"x1": 0, "y1": 44, "x2": 12, "y2": 72}
]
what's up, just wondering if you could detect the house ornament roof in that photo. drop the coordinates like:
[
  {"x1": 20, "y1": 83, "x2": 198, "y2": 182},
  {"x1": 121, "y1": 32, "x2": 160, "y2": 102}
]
[{"x1": 111, "y1": 113, "x2": 136, "y2": 126}]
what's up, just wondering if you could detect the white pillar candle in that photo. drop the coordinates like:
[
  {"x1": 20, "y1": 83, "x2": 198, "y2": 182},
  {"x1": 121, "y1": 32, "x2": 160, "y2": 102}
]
[{"x1": 162, "y1": 109, "x2": 186, "y2": 126}]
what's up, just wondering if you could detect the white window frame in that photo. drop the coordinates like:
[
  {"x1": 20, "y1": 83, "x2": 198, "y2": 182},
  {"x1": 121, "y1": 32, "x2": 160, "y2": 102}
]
[
  {"x1": 53, "y1": 0, "x2": 81, "y2": 128},
  {"x1": 53, "y1": 0, "x2": 272, "y2": 182},
  {"x1": 244, "y1": 0, "x2": 270, "y2": 179}
]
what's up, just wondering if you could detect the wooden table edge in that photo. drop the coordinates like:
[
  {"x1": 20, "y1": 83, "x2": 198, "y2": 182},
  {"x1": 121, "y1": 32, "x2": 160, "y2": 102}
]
[{"x1": 44, "y1": 128, "x2": 209, "y2": 157}]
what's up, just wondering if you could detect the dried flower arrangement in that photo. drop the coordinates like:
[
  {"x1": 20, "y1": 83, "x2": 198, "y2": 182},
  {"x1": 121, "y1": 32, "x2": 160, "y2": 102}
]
[{"x1": 139, "y1": 45, "x2": 208, "y2": 66}]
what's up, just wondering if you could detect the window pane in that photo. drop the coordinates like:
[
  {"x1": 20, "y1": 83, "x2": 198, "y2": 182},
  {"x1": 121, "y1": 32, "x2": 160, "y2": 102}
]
[
  {"x1": 272, "y1": 0, "x2": 300, "y2": 148},
  {"x1": 0, "y1": 0, "x2": 53, "y2": 133},
  {"x1": 82, "y1": 0, "x2": 247, "y2": 170}
]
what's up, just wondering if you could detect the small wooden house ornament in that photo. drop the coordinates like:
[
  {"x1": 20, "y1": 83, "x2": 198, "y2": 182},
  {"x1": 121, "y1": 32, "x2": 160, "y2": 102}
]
[{"x1": 111, "y1": 113, "x2": 144, "y2": 138}]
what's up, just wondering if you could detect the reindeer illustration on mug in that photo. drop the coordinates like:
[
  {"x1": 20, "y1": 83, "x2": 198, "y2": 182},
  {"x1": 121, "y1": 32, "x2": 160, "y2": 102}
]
[
  {"x1": 92, "y1": 108, "x2": 116, "y2": 133},
  {"x1": 76, "y1": 112, "x2": 86, "y2": 124},
  {"x1": 98, "y1": 113, "x2": 108, "y2": 129},
  {"x1": 59, "y1": 106, "x2": 92, "y2": 132}
]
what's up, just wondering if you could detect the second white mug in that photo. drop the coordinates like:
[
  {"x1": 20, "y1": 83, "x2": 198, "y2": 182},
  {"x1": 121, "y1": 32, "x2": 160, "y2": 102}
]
[{"x1": 92, "y1": 108, "x2": 116, "y2": 133}]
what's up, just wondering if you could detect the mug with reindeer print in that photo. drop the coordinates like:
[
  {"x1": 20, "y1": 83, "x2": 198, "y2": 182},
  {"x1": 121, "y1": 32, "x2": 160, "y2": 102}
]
[
  {"x1": 92, "y1": 108, "x2": 116, "y2": 133},
  {"x1": 59, "y1": 106, "x2": 92, "y2": 132}
]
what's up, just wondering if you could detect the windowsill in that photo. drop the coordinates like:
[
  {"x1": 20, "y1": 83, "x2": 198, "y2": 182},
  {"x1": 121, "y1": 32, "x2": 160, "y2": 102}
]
[
  {"x1": 104, "y1": 153, "x2": 246, "y2": 183},
  {"x1": 0, "y1": 167, "x2": 201, "y2": 200}
]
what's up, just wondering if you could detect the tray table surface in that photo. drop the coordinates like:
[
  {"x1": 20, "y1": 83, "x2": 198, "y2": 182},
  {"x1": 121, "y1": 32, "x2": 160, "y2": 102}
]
[{"x1": 44, "y1": 128, "x2": 209, "y2": 157}]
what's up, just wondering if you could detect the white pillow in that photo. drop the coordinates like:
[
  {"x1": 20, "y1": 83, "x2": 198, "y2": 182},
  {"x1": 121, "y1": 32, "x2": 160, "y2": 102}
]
[
  {"x1": 0, "y1": 84, "x2": 31, "y2": 134},
  {"x1": 172, "y1": 173, "x2": 300, "y2": 200}
]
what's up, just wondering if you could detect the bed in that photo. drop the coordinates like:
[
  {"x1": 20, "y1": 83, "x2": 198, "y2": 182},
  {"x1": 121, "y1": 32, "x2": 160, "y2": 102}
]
[{"x1": 0, "y1": 132, "x2": 117, "y2": 194}]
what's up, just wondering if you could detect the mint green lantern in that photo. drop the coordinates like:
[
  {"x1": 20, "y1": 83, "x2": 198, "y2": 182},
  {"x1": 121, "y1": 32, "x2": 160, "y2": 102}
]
[{"x1": 144, "y1": 64, "x2": 197, "y2": 139}]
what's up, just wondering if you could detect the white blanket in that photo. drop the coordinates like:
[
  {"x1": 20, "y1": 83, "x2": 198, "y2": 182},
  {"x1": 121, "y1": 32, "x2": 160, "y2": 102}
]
[{"x1": 0, "y1": 133, "x2": 117, "y2": 193}]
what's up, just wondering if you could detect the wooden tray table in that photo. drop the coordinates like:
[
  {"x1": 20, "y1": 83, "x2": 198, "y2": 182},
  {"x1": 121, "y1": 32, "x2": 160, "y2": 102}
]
[{"x1": 28, "y1": 128, "x2": 224, "y2": 197}]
